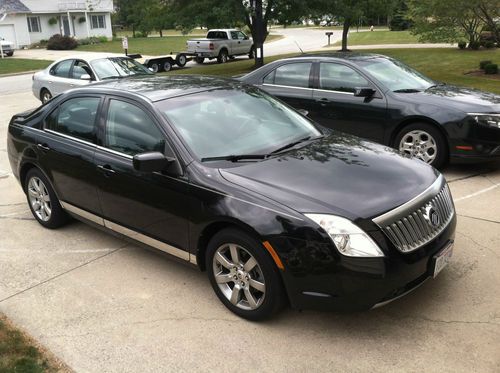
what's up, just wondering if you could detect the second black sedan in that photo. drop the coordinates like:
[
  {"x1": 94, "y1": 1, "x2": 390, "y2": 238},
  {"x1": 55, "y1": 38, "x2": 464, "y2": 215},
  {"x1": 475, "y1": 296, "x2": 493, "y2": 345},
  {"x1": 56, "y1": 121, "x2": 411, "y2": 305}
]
[{"x1": 240, "y1": 53, "x2": 500, "y2": 168}]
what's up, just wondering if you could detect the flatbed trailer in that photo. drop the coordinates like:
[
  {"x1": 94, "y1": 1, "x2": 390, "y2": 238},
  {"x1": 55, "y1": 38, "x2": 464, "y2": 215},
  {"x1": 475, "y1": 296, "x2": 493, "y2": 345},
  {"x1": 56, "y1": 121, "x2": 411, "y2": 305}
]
[{"x1": 128, "y1": 52, "x2": 197, "y2": 72}]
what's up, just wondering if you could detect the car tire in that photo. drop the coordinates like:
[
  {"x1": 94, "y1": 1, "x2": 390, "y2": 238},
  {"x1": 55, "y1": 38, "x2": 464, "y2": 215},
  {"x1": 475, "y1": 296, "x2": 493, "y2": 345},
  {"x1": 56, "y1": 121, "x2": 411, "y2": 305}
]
[
  {"x1": 24, "y1": 168, "x2": 69, "y2": 229},
  {"x1": 149, "y1": 62, "x2": 160, "y2": 73},
  {"x1": 206, "y1": 228, "x2": 286, "y2": 320},
  {"x1": 40, "y1": 88, "x2": 52, "y2": 104},
  {"x1": 163, "y1": 60, "x2": 172, "y2": 72},
  {"x1": 194, "y1": 57, "x2": 204, "y2": 64},
  {"x1": 394, "y1": 122, "x2": 448, "y2": 169},
  {"x1": 217, "y1": 49, "x2": 228, "y2": 64},
  {"x1": 176, "y1": 54, "x2": 187, "y2": 67},
  {"x1": 248, "y1": 46, "x2": 255, "y2": 59}
]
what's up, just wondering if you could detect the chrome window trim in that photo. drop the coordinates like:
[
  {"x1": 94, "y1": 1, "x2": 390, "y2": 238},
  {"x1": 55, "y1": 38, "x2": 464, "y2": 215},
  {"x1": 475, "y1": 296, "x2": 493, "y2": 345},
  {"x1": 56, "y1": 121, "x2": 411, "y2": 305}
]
[
  {"x1": 314, "y1": 88, "x2": 355, "y2": 96},
  {"x1": 373, "y1": 174, "x2": 445, "y2": 226},
  {"x1": 60, "y1": 201, "x2": 193, "y2": 262},
  {"x1": 262, "y1": 83, "x2": 312, "y2": 91},
  {"x1": 44, "y1": 128, "x2": 96, "y2": 147},
  {"x1": 95, "y1": 145, "x2": 134, "y2": 159}
]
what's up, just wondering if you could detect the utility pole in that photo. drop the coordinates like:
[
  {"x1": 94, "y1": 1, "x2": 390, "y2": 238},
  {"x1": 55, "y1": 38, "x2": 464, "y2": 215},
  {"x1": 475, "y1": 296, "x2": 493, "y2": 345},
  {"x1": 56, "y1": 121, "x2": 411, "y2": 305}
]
[{"x1": 252, "y1": 0, "x2": 264, "y2": 67}]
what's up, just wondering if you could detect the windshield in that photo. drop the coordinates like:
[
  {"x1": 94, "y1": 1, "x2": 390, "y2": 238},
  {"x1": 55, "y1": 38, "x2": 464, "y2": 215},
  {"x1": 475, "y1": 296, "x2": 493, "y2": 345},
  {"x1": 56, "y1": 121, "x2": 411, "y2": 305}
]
[
  {"x1": 156, "y1": 88, "x2": 322, "y2": 161},
  {"x1": 358, "y1": 57, "x2": 435, "y2": 92},
  {"x1": 90, "y1": 57, "x2": 152, "y2": 80}
]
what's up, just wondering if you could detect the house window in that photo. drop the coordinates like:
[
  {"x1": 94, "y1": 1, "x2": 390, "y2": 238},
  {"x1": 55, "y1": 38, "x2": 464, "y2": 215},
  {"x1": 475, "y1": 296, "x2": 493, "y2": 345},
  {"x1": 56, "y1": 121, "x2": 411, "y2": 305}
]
[
  {"x1": 27, "y1": 17, "x2": 41, "y2": 33},
  {"x1": 90, "y1": 15, "x2": 106, "y2": 29}
]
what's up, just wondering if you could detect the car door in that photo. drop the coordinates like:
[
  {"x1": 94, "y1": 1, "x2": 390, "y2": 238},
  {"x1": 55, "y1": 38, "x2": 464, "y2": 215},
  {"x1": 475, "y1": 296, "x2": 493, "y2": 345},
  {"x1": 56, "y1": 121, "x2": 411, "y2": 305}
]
[
  {"x1": 48, "y1": 59, "x2": 75, "y2": 95},
  {"x1": 93, "y1": 97, "x2": 190, "y2": 258},
  {"x1": 310, "y1": 62, "x2": 388, "y2": 143},
  {"x1": 230, "y1": 31, "x2": 241, "y2": 54},
  {"x1": 237, "y1": 31, "x2": 252, "y2": 53},
  {"x1": 258, "y1": 61, "x2": 315, "y2": 113},
  {"x1": 37, "y1": 95, "x2": 103, "y2": 215}
]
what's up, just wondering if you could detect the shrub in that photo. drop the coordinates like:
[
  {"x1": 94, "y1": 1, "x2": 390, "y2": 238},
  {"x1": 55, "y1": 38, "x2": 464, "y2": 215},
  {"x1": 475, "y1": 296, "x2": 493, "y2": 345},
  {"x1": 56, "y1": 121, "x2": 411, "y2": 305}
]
[
  {"x1": 484, "y1": 64, "x2": 498, "y2": 74},
  {"x1": 78, "y1": 16, "x2": 86, "y2": 23},
  {"x1": 46, "y1": 34, "x2": 78, "y2": 50},
  {"x1": 48, "y1": 17, "x2": 57, "y2": 25},
  {"x1": 468, "y1": 41, "x2": 480, "y2": 50},
  {"x1": 78, "y1": 36, "x2": 101, "y2": 45},
  {"x1": 98, "y1": 36, "x2": 108, "y2": 43},
  {"x1": 458, "y1": 41, "x2": 466, "y2": 49},
  {"x1": 480, "y1": 60, "x2": 492, "y2": 70},
  {"x1": 484, "y1": 41, "x2": 495, "y2": 49}
]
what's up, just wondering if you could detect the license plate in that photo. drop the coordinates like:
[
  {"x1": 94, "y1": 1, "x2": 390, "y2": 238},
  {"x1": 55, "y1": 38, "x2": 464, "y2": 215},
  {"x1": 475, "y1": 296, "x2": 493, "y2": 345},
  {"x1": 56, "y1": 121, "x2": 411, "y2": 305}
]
[{"x1": 432, "y1": 241, "x2": 453, "y2": 278}]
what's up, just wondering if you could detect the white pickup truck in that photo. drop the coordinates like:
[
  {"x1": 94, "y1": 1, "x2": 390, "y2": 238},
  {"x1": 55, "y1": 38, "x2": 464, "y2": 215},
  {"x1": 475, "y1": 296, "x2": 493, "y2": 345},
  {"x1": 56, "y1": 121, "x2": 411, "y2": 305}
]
[{"x1": 186, "y1": 29, "x2": 254, "y2": 64}]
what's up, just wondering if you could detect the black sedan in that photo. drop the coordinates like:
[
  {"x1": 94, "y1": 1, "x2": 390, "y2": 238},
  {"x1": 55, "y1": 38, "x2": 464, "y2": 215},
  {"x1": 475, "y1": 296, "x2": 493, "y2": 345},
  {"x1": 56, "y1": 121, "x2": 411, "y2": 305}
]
[
  {"x1": 7, "y1": 76, "x2": 456, "y2": 320},
  {"x1": 240, "y1": 53, "x2": 500, "y2": 169}
]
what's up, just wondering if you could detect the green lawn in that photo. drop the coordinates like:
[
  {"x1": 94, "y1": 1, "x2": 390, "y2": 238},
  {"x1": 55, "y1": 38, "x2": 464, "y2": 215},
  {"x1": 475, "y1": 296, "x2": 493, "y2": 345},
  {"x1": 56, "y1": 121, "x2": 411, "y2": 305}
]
[
  {"x1": 0, "y1": 315, "x2": 61, "y2": 373},
  {"x1": 167, "y1": 48, "x2": 500, "y2": 94},
  {"x1": 333, "y1": 31, "x2": 421, "y2": 46},
  {"x1": 0, "y1": 58, "x2": 52, "y2": 75},
  {"x1": 78, "y1": 34, "x2": 283, "y2": 55}
]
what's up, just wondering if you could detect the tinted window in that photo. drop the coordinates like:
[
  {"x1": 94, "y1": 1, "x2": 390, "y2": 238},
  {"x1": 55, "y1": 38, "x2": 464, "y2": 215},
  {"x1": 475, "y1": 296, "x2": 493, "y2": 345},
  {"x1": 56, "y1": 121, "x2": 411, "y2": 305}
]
[
  {"x1": 237, "y1": 31, "x2": 246, "y2": 40},
  {"x1": 46, "y1": 97, "x2": 100, "y2": 142},
  {"x1": 105, "y1": 100, "x2": 165, "y2": 156},
  {"x1": 264, "y1": 63, "x2": 312, "y2": 88},
  {"x1": 52, "y1": 60, "x2": 73, "y2": 78},
  {"x1": 230, "y1": 31, "x2": 238, "y2": 40},
  {"x1": 207, "y1": 31, "x2": 228, "y2": 39},
  {"x1": 319, "y1": 63, "x2": 369, "y2": 93}
]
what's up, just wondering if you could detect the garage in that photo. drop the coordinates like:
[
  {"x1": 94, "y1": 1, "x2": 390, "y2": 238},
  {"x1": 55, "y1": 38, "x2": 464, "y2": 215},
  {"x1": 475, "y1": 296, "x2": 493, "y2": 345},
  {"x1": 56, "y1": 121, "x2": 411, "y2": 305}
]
[{"x1": 0, "y1": 24, "x2": 16, "y2": 48}]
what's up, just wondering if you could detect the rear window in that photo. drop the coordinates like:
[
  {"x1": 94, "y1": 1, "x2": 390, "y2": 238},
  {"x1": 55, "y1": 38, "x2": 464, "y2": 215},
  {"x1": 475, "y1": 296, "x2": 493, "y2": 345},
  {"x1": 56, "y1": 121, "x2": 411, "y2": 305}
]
[{"x1": 207, "y1": 31, "x2": 228, "y2": 39}]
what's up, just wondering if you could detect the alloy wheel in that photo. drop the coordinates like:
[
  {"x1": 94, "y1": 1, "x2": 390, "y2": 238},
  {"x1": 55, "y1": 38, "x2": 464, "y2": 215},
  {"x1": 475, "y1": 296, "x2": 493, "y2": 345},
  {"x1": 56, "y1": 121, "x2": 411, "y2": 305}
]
[
  {"x1": 28, "y1": 176, "x2": 52, "y2": 222},
  {"x1": 212, "y1": 243, "x2": 266, "y2": 310},
  {"x1": 399, "y1": 130, "x2": 437, "y2": 164},
  {"x1": 42, "y1": 91, "x2": 52, "y2": 103}
]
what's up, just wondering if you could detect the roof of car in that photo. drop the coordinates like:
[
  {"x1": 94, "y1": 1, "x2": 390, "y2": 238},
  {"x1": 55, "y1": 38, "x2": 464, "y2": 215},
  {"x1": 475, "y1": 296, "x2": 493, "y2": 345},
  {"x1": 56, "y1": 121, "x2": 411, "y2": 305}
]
[
  {"x1": 280, "y1": 52, "x2": 389, "y2": 62},
  {"x1": 85, "y1": 75, "x2": 245, "y2": 102},
  {"x1": 51, "y1": 53, "x2": 130, "y2": 65}
]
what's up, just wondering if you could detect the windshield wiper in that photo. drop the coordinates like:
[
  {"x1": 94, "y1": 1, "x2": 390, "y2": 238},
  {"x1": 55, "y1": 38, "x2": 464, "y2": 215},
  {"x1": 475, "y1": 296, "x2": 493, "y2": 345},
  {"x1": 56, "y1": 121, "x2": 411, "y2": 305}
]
[
  {"x1": 393, "y1": 88, "x2": 422, "y2": 93},
  {"x1": 426, "y1": 83, "x2": 445, "y2": 90},
  {"x1": 270, "y1": 135, "x2": 320, "y2": 154},
  {"x1": 201, "y1": 154, "x2": 268, "y2": 162}
]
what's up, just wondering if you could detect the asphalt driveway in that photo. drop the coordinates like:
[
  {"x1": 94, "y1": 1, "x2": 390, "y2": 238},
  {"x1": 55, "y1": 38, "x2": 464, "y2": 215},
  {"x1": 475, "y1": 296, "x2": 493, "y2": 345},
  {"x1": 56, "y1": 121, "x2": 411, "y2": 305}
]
[{"x1": 0, "y1": 81, "x2": 499, "y2": 372}]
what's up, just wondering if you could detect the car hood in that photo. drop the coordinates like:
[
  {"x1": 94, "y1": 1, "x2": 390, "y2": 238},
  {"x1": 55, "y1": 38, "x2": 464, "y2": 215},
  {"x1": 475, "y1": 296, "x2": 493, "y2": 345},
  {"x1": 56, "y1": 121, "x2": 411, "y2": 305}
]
[
  {"x1": 395, "y1": 85, "x2": 500, "y2": 113},
  {"x1": 220, "y1": 134, "x2": 439, "y2": 222}
]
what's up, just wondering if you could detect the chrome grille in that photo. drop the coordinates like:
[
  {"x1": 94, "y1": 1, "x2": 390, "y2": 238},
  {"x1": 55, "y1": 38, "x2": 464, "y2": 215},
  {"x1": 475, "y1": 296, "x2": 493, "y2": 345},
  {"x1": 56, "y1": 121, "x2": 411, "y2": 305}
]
[{"x1": 373, "y1": 176, "x2": 455, "y2": 253}]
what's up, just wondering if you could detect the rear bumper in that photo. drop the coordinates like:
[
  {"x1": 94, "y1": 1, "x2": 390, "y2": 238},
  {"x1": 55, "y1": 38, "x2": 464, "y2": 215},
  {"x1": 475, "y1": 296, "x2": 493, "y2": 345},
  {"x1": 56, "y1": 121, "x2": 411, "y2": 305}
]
[{"x1": 274, "y1": 214, "x2": 457, "y2": 312}]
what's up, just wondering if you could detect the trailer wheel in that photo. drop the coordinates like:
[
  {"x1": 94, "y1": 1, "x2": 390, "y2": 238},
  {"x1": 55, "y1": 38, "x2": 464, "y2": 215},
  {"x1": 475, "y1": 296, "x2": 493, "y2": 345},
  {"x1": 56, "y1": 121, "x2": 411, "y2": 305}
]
[
  {"x1": 176, "y1": 54, "x2": 187, "y2": 67},
  {"x1": 195, "y1": 57, "x2": 205, "y2": 64},
  {"x1": 163, "y1": 60, "x2": 172, "y2": 72},
  {"x1": 149, "y1": 63, "x2": 160, "y2": 73}
]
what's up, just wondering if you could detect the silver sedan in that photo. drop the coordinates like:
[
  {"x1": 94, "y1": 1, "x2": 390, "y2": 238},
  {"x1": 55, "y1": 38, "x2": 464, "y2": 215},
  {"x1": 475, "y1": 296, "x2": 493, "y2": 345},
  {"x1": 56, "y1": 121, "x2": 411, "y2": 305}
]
[{"x1": 32, "y1": 54, "x2": 153, "y2": 103}]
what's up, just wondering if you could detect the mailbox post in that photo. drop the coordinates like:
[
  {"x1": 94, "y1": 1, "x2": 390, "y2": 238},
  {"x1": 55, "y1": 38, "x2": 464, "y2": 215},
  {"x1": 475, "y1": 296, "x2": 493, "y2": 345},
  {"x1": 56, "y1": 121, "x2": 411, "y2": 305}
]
[{"x1": 325, "y1": 32, "x2": 333, "y2": 46}]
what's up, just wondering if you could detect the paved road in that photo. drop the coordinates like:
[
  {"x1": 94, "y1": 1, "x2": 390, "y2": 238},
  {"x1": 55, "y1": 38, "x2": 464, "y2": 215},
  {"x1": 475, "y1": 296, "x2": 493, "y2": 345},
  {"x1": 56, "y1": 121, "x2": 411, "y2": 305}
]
[{"x1": 0, "y1": 86, "x2": 499, "y2": 372}]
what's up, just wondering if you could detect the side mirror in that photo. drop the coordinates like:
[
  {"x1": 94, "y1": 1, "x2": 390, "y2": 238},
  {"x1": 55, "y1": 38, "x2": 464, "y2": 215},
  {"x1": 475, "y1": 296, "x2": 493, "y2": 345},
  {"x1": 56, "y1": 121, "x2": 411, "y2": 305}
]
[
  {"x1": 244, "y1": 36, "x2": 249, "y2": 40},
  {"x1": 354, "y1": 87, "x2": 376, "y2": 98},
  {"x1": 80, "y1": 74, "x2": 91, "y2": 81},
  {"x1": 297, "y1": 109, "x2": 309, "y2": 117},
  {"x1": 133, "y1": 152, "x2": 175, "y2": 173}
]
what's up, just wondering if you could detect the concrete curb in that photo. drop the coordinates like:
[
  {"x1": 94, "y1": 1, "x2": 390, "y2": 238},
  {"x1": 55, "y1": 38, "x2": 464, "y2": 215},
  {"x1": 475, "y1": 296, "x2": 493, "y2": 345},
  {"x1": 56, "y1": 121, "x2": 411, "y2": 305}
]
[{"x1": 0, "y1": 70, "x2": 37, "y2": 78}]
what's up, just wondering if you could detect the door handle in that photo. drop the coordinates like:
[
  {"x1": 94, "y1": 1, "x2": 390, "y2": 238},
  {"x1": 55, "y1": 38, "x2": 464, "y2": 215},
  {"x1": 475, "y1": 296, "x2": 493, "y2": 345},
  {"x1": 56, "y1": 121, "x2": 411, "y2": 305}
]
[
  {"x1": 48, "y1": 81, "x2": 53, "y2": 84},
  {"x1": 97, "y1": 164, "x2": 116, "y2": 175},
  {"x1": 316, "y1": 97, "x2": 330, "y2": 106},
  {"x1": 37, "y1": 143, "x2": 50, "y2": 151}
]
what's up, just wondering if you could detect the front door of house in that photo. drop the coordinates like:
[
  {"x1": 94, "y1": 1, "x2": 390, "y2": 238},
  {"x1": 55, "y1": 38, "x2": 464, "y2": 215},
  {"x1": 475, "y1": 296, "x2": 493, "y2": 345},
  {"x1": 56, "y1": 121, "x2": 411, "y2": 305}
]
[{"x1": 61, "y1": 16, "x2": 70, "y2": 36}]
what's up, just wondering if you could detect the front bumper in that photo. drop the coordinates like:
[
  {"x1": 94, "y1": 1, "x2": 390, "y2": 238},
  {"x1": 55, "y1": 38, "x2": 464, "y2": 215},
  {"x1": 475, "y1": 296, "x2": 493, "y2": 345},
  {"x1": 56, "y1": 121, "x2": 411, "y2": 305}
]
[
  {"x1": 449, "y1": 118, "x2": 500, "y2": 162},
  {"x1": 272, "y1": 214, "x2": 457, "y2": 312}
]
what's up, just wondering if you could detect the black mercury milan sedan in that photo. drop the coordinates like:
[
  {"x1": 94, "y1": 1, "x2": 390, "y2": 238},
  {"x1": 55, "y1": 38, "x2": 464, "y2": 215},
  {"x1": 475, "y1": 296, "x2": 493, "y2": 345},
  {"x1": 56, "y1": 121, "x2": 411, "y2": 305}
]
[
  {"x1": 240, "y1": 53, "x2": 500, "y2": 169},
  {"x1": 7, "y1": 76, "x2": 456, "y2": 320}
]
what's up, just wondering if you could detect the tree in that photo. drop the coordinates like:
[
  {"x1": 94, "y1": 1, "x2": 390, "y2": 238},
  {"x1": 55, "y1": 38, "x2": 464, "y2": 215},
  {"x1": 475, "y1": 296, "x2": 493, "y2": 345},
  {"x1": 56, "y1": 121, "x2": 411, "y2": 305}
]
[
  {"x1": 408, "y1": 0, "x2": 484, "y2": 47},
  {"x1": 472, "y1": 0, "x2": 500, "y2": 44}
]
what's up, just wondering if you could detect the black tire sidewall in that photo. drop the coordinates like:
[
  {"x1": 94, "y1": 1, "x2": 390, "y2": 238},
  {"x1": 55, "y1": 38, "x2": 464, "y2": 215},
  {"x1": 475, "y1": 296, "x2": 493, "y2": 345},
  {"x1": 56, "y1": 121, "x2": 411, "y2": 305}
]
[
  {"x1": 217, "y1": 50, "x2": 228, "y2": 64},
  {"x1": 394, "y1": 123, "x2": 448, "y2": 169},
  {"x1": 41, "y1": 89, "x2": 52, "y2": 103},
  {"x1": 206, "y1": 228, "x2": 286, "y2": 320},
  {"x1": 24, "y1": 168, "x2": 68, "y2": 229}
]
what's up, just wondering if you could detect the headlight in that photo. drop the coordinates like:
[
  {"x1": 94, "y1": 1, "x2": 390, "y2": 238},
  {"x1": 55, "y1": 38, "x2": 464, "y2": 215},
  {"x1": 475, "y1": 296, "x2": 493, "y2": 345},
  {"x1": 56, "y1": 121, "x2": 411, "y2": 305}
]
[
  {"x1": 305, "y1": 214, "x2": 384, "y2": 257},
  {"x1": 469, "y1": 113, "x2": 500, "y2": 129}
]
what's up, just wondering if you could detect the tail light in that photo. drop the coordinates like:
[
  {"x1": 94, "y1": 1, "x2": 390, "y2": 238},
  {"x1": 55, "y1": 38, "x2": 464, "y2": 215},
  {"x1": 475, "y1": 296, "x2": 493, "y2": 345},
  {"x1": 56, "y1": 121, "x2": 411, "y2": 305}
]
[{"x1": 209, "y1": 43, "x2": 214, "y2": 50}]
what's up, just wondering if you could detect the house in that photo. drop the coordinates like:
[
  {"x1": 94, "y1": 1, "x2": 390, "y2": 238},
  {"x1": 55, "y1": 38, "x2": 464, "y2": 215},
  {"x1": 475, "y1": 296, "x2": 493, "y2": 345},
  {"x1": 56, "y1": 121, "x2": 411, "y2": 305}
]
[{"x1": 0, "y1": 0, "x2": 113, "y2": 48}]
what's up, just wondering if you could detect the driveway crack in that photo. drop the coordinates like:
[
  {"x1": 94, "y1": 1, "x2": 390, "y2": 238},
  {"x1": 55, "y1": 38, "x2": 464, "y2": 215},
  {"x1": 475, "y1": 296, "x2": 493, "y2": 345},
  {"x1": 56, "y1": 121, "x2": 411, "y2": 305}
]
[{"x1": 0, "y1": 244, "x2": 129, "y2": 304}]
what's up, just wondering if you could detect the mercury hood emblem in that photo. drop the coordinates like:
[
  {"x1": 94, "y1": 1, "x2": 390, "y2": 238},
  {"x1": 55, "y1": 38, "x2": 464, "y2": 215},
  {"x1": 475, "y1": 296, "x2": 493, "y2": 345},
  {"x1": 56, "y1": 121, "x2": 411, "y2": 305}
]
[{"x1": 423, "y1": 203, "x2": 440, "y2": 227}]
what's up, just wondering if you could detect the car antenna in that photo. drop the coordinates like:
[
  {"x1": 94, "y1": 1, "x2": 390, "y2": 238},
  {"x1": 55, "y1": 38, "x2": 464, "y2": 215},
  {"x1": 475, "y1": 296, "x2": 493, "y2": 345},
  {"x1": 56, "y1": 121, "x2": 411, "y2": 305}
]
[{"x1": 294, "y1": 40, "x2": 305, "y2": 54}]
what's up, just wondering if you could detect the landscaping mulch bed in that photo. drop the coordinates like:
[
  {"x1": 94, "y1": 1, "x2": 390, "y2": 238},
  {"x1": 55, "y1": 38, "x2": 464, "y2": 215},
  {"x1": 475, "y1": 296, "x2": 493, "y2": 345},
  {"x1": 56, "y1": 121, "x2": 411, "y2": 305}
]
[{"x1": 464, "y1": 70, "x2": 500, "y2": 80}]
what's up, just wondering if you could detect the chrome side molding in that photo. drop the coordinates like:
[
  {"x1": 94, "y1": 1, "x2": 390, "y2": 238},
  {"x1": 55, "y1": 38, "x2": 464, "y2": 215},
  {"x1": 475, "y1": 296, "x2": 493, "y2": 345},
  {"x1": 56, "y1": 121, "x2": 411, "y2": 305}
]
[{"x1": 60, "y1": 201, "x2": 194, "y2": 263}]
